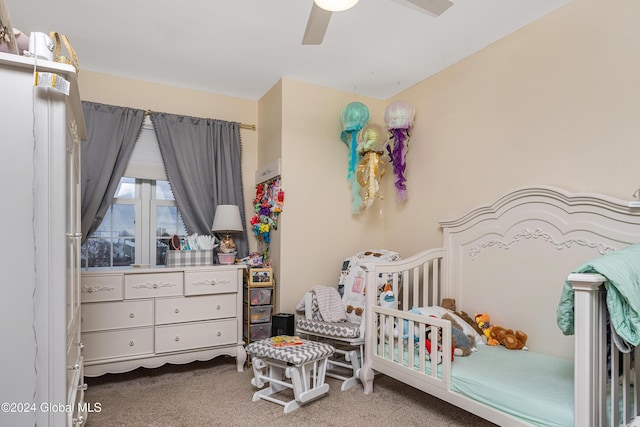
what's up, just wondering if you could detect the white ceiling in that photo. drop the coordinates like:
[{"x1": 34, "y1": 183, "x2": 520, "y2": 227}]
[{"x1": 6, "y1": 0, "x2": 571, "y2": 101}]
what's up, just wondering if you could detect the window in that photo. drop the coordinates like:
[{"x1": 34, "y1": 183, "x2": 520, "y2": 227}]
[{"x1": 81, "y1": 117, "x2": 186, "y2": 268}]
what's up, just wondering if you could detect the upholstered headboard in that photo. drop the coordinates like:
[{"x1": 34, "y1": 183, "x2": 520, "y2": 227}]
[{"x1": 439, "y1": 185, "x2": 640, "y2": 359}]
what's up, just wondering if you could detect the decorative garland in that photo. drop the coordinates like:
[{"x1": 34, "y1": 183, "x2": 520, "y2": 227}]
[{"x1": 250, "y1": 178, "x2": 284, "y2": 245}]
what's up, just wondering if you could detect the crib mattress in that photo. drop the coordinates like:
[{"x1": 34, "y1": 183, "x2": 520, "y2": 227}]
[
  {"x1": 451, "y1": 345, "x2": 573, "y2": 427},
  {"x1": 392, "y1": 344, "x2": 574, "y2": 427}
]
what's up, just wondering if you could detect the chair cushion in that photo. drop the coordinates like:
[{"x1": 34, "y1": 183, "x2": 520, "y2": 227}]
[
  {"x1": 246, "y1": 339, "x2": 335, "y2": 365},
  {"x1": 297, "y1": 318, "x2": 361, "y2": 338}
]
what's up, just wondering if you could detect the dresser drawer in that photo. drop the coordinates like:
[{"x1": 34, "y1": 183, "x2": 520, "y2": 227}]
[
  {"x1": 184, "y1": 269, "x2": 238, "y2": 296},
  {"x1": 83, "y1": 327, "x2": 154, "y2": 361},
  {"x1": 81, "y1": 300, "x2": 153, "y2": 332},
  {"x1": 155, "y1": 319, "x2": 237, "y2": 353},
  {"x1": 124, "y1": 272, "x2": 183, "y2": 299},
  {"x1": 81, "y1": 274, "x2": 123, "y2": 303},
  {"x1": 155, "y1": 294, "x2": 236, "y2": 325}
]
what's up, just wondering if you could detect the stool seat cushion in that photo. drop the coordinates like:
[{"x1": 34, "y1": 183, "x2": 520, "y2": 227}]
[
  {"x1": 246, "y1": 339, "x2": 335, "y2": 365},
  {"x1": 296, "y1": 318, "x2": 361, "y2": 338}
]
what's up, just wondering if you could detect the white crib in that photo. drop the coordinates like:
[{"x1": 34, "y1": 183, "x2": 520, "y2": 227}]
[{"x1": 359, "y1": 186, "x2": 640, "y2": 427}]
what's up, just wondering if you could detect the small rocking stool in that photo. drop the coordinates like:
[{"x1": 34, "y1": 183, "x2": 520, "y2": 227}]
[{"x1": 245, "y1": 338, "x2": 335, "y2": 413}]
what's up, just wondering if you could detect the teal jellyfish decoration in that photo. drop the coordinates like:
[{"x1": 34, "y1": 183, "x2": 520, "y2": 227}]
[{"x1": 340, "y1": 102, "x2": 370, "y2": 213}]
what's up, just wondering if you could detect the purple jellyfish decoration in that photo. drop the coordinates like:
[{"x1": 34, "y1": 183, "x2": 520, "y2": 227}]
[{"x1": 384, "y1": 101, "x2": 415, "y2": 202}]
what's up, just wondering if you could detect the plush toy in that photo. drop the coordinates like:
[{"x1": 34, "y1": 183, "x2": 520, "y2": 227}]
[
  {"x1": 425, "y1": 325, "x2": 454, "y2": 362},
  {"x1": 379, "y1": 286, "x2": 398, "y2": 337},
  {"x1": 424, "y1": 337, "x2": 444, "y2": 364},
  {"x1": 475, "y1": 313, "x2": 499, "y2": 346},
  {"x1": 400, "y1": 308, "x2": 424, "y2": 341},
  {"x1": 490, "y1": 326, "x2": 528, "y2": 350},
  {"x1": 442, "y1": 313, "x2": 475, "y2": 357},
  {"x1": 441, "y1": 298, "x2": 485, "y2": 337}
]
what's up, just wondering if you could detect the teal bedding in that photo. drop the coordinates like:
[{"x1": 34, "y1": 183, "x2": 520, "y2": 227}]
[
  {"x1": 392, "y1": 345, "x2": 574, "y2": 427},
  {"x1": 557, "y1": 243, "x2": 640, "y2": 346}
]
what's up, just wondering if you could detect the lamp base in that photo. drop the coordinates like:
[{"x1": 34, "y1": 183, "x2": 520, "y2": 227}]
[
  {"x1": 217, "y1": 252, "x2": 237, "y2": 265},
  {"x1": 219, "y1": 235, "x2": 237, "y2": 254}
]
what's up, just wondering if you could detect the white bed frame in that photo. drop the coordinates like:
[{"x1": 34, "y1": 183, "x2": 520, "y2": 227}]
[{"x1": 359, "y1": 186, "x2": 640, "y2": 427}]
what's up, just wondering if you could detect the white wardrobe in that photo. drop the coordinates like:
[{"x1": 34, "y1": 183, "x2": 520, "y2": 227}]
[{"x1": 0, "y1": 53, "x2": 86, "y2": 426}]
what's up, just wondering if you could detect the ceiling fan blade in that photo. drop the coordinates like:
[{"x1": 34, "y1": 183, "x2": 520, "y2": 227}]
[
  {"x1": 302, "y1": 3, "x2": 332, "y2": 45},
  {"x1": 404, "y1": 0, "x2": 454, "y2": 16}
]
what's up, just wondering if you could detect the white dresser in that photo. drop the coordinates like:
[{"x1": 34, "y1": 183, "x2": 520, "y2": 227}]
[
  {"x1": 0, "y1": 53, "x2": 86, "y2": 426},
  {"x1": 80, "y1": 265, "x2": 247, "y2": 376}
]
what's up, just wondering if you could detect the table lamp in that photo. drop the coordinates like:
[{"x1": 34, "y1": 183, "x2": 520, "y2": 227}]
[{"x1": 211, "y1": 204, "x2": 243, "y2": 264}]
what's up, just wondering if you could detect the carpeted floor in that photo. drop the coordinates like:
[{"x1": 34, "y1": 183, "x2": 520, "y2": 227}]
[{"x1": 83, "y1": 357, "x2": 497, "y2": 427}]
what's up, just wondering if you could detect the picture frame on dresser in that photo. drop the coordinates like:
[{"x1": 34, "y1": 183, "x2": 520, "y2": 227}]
[{"x1": 249, "y1": 267, "x2": 272, "y2": 286}]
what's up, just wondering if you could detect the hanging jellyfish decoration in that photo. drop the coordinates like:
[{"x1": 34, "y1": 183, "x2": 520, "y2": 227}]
[
  {"x1": 340, "y1": 101, "x2": 370, "y2": 213},
  {"x1": 249, "y1": 178, "x2": 285, "y2": 245},
  {"x1": 384, "y1": 100, "x2": 415, "y2": 202},
  {"x1": 356, "y1": 124, "x2": 386, "y2": 212}
]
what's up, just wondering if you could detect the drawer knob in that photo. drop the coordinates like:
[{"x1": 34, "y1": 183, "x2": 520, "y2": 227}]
[
  {"x1": 216, "y1": 305, "x2": 221, "y2": 310},
  {"x1": 175, "y1": 308, "x2": 180, "y2": 314},
  {"x1": 79, "y1": 383, "x2": 88, "y2": 391},
  {"x1": 175, "y1": 336, "x2": 180, "y2": 342},
  {"x1": 129, "y1": 313, "x2": 135, "y2": 319},
  {"x1": 129, "y1": 341, "x2": 135, "y2": 347},
  {"x1": 79, "y1": 342, "x2": 84, "y2": 351},
  {"x1": 152, "y1": 283, "x2": 159, "y2": 289},
  {"x1": 217, "y1": 331, "x2": 222, "y2": 337}
]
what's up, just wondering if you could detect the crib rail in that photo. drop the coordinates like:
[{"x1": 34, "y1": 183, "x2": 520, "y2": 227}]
[
  {"x1": 568, "y1": 273, "x2": 640, "y2": 427},
  {"x1": 372, "y1": 305, "x2": 452, "y2": 390},
  {"x1": 369, "y1": 248, "x2": 447, "y2": 311},
  {"x1": 361, "y1": 248, "x2": 447, "y2": 394}
]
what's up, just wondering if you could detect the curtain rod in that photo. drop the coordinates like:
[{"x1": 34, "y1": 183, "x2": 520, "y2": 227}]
[{"x1": 144, "y1": 109, "x2": 256, "y2": 131}]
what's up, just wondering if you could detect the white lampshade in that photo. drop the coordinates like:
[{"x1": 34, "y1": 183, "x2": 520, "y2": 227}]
[
  {"x1": 314, "y1": 0, "x2": 359, "y2": 12},
  {"x1": 211, "y1": 205, "x2": 243, "y2": 233}
]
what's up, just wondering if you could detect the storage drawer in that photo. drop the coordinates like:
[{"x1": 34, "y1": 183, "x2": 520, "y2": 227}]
[
  {"x1": 81, "y1": 300, "x2": 153, "y2": 332},
  {"x1": 244, "y1": 287, "x2": 272, "y2": 305},
  {"x1": 184, "y1": 269, "x2": 238, "y2": 296},
  {"x1": 124, "y1": 272, "x2": 183, "y2": 299},
  {"x1": 245, "y1": 304, "x2": 272, "y2": 324},
  {"x1": 155, "y1": 294, "x2": 236, "y2": 325},
  {"x1": 81, "y1": 274, "x2": 123, "y2": 303},
  {"x1": 82, "y1": 327, "x2": 154, "y2": 361},
  {"x1": 155, "y1": 319, "x2": 237, "y2": 353},
  {"x1": 245, "y1": 323, "x2": 271, "y2": 341}
]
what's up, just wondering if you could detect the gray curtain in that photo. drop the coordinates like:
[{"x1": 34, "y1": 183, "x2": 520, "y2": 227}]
[
  {"x1": 150, "y1": 112, "x2": 248, "y2": 258},
  {"x1": 80, "y1": 102, "x2": 145, "y2": 244}
]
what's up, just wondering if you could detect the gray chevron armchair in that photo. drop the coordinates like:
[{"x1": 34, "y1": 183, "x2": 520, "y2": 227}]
[{"x1": 295, "y1": 249, "x2": 401, "y2": 391}]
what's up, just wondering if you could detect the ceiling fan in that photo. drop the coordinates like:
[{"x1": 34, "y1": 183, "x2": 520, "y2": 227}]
[{"x1": 302, "y1": 0, "x2": 454, "y2": 45}]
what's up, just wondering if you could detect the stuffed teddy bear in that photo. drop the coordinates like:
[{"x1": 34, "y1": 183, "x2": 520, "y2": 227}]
[
  {"x1": 475, "y1": 313, "x2": 499, "y2": 346},
  {"x1": 441, "y1": 298, "x2": 485, "y2": 338},
  {"x1": 490, "y1": 326, "x2": 528, "y2": 350},
  {"x1": 442, "y1": 313, "x2": 475, "y2": 357}
]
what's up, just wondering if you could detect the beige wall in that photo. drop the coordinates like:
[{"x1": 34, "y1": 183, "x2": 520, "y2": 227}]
[
  {"x1": 383, "y1": 0, "x2": 640, "y2": 257},
  {"x1": 273, "y1": 79, "x2": 386, "y2": 312},
  {"x1": 78, "y1": 71, "x2": 259, "y2": 250}
]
